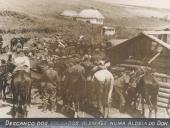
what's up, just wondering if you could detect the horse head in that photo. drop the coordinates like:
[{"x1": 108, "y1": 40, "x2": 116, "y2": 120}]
[
  {"x1": 122, "y1": 72, "x2": 131, "y2": 84},
  {"x1": 104, "y1": 61, "x2": 111, "y2": 69},
  {"x1": 7, "y1": 62, "x2": 16, "y2": 73}
]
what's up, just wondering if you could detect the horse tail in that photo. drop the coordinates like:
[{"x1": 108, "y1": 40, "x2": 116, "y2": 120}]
[
  {"x1": 16, "y1": 81, "x2": 23, "y2": 106},
  {"x1": 18, "y1": 72, "x2": 30, "y2": 106}
]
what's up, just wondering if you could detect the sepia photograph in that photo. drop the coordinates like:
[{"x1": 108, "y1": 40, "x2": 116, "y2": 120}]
[{"x1": 0, "y1": 0, "x2": 170, "y2": 119}]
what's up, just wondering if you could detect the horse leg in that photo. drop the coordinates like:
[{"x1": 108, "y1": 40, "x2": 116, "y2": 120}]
[
  {"x1": 103, "y1": 87, "x2": 109, "y2": 118},
  {"x1": 0, "y1": 79, "x2": 2, "y2": 100},
  {"x1": 73, "y1": 102, "x2": 78, "y2": 118},
  {"x1": 12, "y1": 88, "x2": 17, "y2": 118},
  {"x1": 23, "y1": 105, "x2": 28, "y2": 118},
  {"x1": 98, "y1": 98, "x2": 103, "y2": 118},
  {"x1": 134, "y1": 92, "x2": 139, "y2": 110},
  {"x1": 141, "y1": 98, "x2": 145, "y2": 117},
  {"x1": 77, "y1": 101, "x2": 80, "y2": 118},
  {"x1": 154, "y1": 106, "x2": 157, "y2": 118},
  {"x1": 131, "y1": 89, "x2": 137, "y2": 110},
  {"x1": 148, "y1": 106, "x2": 152, "y2": 118},
  {"x1": 103, "y1": 103, "x2": 106, "y2": 118},
  {"x1": 17, "y1": 105, "x2": 23, "y2": 118},
  {"x1": 42, "y1": 90, "x2": 48, "y2": 111},
  {"x1": 0, "y1": 93, "x2": 1, "y2": 100},
  {"x1": 115, "y1": 88, "x2": 125, "y2": 112},
  {"x1": 151, "y1": 96, "x2": 157, "y2": 118},
  {"x1": 148, "y1": 96, "x2": 153, "y2": 118},
  {"x1": 137, "y1": 94, "x2": 142, "y2": 110},
  {"x1": 55, "y1": 85, "x2": 59, "y2": 111},
  {"x1": 99, "y1": 95, "x2": 104, "y2": 118},
  {"x1": 106, "y1": 102, "x2": 111, "y2": 118},
  {"x1": 104, "y1": 94, "x2": 110, "y2": 118},
  {"x1": 12, "y1": 95, "x2": 17, "y2": 118},
  {"x1": 96, "y1": 88, "x2": 103, "y2": 117},
  {"x1": 2, "y1": 81, "x2": 7, "y2": 101},
  {"x1": 28, "y1": 86, "x2": 32, "y2": 106},
  {"x1": 74, "y1": 97, "x2": 80, "y2": 118},
  {"x1": 12, "y1": 104, "x2": 16, "y2": 118}
]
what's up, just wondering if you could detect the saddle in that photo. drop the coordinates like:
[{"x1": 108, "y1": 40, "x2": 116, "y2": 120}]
[
  {"x1": 13, "y1": 65, "x2": 30, "y2": 74},
  {"x1": 91, "y1": 65, "x2": 106, "y2": 75}
]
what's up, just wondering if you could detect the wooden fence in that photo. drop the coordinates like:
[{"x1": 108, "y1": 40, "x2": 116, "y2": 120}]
[{"x1": 154, "y1": 73, "x2": 170, "y2": 109}]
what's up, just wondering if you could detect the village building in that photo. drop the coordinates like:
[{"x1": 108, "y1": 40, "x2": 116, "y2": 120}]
[
  {"x1": 76, "y1": 8, "x2": 104, "y2": 25},
  {"x1": 107, "y1": 30, "x2": 170, "y2": 109},
  {"x1": 106, "y1": 30, "x2": 170, "y2": 74},
  {"x1": 60, "y1": 10, "x2": 78, "y2": 20},
  {"x1": 102, "y1": 26, "x2": 116, "y2": 36},
  {"x1": 163, "y1": 15, "x2": 170, "y2": 21},
  {"x1": 105, "y1": 39, "x2": 128, "y2": 48}
]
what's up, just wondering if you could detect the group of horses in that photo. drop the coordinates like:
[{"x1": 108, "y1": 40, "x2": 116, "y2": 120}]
[
  {"x1": 0, "y1": 37, "x2": 30, "y2": 54},
  {"x1": 0, "y1": 55, "x2": 160, "y2": 118},
  {"x1": 0, "y1": 36, "x2": 160, "y2": 118},
  {"x1": 10, "y1": 37, "x2": 30, "y2": 50},
  {"x1": 112, "y1": 66, "x2": 159, "y2": 118}
]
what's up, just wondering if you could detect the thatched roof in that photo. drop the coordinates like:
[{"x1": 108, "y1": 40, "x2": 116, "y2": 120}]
[
  {"x1": 61, "y1": 10, "x2": 78, "y2": 17},
  {"x1": 78, "y1": 9, "x2": 104, "y2": 19},
  {"x1": 108, "y1": 31, "x2": 170, "y2": 50}
]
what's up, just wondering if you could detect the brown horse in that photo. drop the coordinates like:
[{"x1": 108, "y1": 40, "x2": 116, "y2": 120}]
[
  {"x1": 0, "y1": 60, "x2": 16, "y2": 101},
  {"x1": 31, "y1": 66, "x2": 60, "y2": 92},
  {"x1": 30, "y1": 63, "x2": 60, "y2": 111},
  {"x1": 0, "y1": 63, "x2": 8, "y2": 100},
  {"x1": 10, "y1": 37, "x2": 30, "y2": 51},
  {"x1": 11, "y1": 70, "x2": 31, "y2": 118},
  {"x1": 63, "y1": 64, "x2": 86, "y2": 118},
  {"x1": 113, "y1": 72, "x2": 131, "y2": 112},
  {"x1": 136, "y1": 68, "x2": 159, "y2": 118}
]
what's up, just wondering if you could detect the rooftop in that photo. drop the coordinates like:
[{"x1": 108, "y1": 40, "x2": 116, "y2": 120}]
[{"x1": 78, "y1": 9, "x2": 104, "y2": 19}]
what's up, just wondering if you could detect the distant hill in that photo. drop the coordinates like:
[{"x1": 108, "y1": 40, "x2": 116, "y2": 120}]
[{"x1": 0, "y1": 0, "x2": 170, "y2": 29}]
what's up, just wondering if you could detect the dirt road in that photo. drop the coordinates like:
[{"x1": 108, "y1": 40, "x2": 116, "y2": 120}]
[{"x1": 0, "y1": 91, "x2": 169, "y2": 118}]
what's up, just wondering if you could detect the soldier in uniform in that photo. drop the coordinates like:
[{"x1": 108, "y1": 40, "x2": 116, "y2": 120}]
[{"x1": 11, "y1": 43, "x2": 31, "y2": 74}]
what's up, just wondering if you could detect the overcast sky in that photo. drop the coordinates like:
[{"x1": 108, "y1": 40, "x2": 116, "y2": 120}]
[{"x1": 95, "y1": 0, "x2": 170, "y2": 9}]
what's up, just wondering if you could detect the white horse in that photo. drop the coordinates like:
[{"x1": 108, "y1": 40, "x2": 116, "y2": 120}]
[{"x1": 91, "y1": 62, "x2": 114, "y2": 118}]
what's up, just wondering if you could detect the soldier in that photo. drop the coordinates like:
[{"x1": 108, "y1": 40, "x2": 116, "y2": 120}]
[{"x1": 12, "y1": 44, "x2": 31, "y2": 74}]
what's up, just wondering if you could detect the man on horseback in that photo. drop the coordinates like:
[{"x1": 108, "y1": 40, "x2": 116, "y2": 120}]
[
  {"x1": 12, "y1": 43, "x2": 31, "y2": 74},
  {"x1": 91, "y1": 52, "x2": 110, "y2": 75},
  {"x1": 9, "y1": 43, "x2": 32, "y2": 118}
]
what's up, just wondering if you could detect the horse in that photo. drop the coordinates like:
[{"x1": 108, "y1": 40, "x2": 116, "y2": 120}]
[
  {"x1": 18, "y1": 37, "x2": 30, "y2": 48},
  {"x1": 136, "y1": 68, "x2": 159, "y2": 118},
  {"x1": 0, "y1": 45, "x2": 9, "y2": 54},
  {"x1": 0, "y1": 67, "x2": 7, "y2": 100},
  {"x1": 90, "y1": 62, "x2": 114, "y2": 118},
  {"x1": 124, "y1": 69, "x2": 143, "y2": 111},
  {"x1": 11, "y1": 70, "x2": 31, "y2": 118},
  {"x1": 63, "y1": 64, "x2": 86, "y2": 118},
  {"x1": 30, "y1": 61, "x2": 60, "y2": 111},
  {"x1": 0, "y1": 59, "x2": 14, "y2": 101},
  {"x1": 10, "y1": 38, "x2": 18, "y2": 51},
  {"x1": 10, "y1": 37, "x2": 30, "y2": 51},
  {"x1": 113, "y1": 72, "x2": 131, "y2": 112}
]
